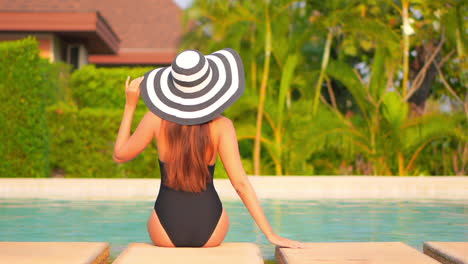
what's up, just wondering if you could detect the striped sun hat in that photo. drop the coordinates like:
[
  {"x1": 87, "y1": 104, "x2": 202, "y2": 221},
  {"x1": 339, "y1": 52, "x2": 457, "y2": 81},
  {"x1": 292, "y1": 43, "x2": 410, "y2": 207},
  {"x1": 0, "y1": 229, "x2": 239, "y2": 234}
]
[{"x1": 140, "y1": 48, "x2": 245, "y2": 125}]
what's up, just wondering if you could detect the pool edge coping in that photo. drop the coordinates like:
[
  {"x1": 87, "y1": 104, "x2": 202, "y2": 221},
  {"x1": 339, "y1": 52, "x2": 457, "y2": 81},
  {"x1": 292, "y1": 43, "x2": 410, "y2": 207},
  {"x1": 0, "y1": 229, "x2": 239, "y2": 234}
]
[{"x1": 1, "y1": 176, "x2": 467, "y2": 200}]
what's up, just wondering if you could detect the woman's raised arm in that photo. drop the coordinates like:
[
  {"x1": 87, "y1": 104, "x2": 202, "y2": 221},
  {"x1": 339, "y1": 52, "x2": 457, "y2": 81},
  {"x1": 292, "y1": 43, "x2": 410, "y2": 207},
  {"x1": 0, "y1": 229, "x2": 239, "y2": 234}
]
[
  {"x1": 113, "y1": 76, "x2": 157, "y2": 163},
  {"x1": 217, "y1": 116, "x2": 305, "y2": 249}
]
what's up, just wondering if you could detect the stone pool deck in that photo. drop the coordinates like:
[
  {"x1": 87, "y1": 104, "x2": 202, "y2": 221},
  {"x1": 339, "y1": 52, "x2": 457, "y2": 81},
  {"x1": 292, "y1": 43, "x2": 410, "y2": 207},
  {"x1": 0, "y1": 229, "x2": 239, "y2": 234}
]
[
  {"x1": 0, "y1": 176, "x2": 466, "y2": 200},
  {"x1": 0, "y1": 242, "x2": 109, "y2": 264},
  {"x1": 276, "y1": 242, "x2": 443, "y2": 264},
  {"x1": 113, "y1": 242, "x2": 263, "y2": 264},
  {"x1": 423, "y1": 242, "x2": 468, "y2": 264},
  {"x1": 1, "y1": 241, "x2": 466, "y2": 264}
]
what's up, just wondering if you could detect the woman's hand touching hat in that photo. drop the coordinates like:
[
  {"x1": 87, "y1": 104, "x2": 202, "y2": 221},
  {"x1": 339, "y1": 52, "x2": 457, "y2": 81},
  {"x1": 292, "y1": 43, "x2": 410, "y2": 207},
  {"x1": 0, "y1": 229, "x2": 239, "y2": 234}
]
[{"x1": 125, "y1": 76, "x2": 144, "y2": 107}]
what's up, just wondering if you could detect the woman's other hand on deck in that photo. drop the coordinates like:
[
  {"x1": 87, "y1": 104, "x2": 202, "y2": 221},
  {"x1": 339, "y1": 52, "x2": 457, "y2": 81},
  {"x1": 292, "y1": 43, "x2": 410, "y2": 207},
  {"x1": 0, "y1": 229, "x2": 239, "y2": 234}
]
[
  {"x1": 125, "y1": 76, "x2": 144, "y2": 107},
  {"x1": 268, "y1": 233, "x2": 306, "y2": 249}
]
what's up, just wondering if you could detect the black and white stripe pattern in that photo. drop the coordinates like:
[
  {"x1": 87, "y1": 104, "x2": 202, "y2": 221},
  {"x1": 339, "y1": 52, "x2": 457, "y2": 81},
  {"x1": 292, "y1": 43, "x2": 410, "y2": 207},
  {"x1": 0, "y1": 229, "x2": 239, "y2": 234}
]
[{"x1": 141, "y1": 48, "x2": 245, "y2": 125}]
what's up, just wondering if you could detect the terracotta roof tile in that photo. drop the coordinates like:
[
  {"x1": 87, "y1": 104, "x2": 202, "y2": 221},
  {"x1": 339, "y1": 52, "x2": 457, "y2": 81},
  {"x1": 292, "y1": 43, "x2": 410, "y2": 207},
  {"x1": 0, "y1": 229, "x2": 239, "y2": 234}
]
[{"x1": 0, "y1": 0, "x2": 182, "y2": 57}]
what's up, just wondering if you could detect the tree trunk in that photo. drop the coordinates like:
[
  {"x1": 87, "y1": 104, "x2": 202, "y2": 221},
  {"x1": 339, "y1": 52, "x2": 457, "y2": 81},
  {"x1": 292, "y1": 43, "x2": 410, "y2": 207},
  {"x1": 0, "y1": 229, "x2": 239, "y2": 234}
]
[
  {"x1": 253, "y1": 3, "x2": 271, "y2": 176},
  {"x1": 409, "y1": 41, "x2": 440, "y2": 116}
]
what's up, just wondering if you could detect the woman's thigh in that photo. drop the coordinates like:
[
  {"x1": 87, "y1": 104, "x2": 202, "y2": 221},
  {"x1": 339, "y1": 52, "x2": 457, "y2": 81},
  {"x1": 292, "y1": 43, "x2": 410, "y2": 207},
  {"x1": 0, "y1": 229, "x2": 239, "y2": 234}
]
[
  {"x1": 147, "y1": 209, "x2": 175, "y2": 247},
  {"x1": 202, "y1": 207, "x2": 230, "y2": 247},
  {"x1": 147, "y1": 207, "x2": 229, "y2": 248}
]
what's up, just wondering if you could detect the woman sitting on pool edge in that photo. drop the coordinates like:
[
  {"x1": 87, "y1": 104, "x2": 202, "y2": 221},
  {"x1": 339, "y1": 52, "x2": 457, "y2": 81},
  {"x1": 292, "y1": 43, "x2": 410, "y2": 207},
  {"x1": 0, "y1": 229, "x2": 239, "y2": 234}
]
[{"x1": 113, "y1": 48, "x2": 305, "y2": 249}]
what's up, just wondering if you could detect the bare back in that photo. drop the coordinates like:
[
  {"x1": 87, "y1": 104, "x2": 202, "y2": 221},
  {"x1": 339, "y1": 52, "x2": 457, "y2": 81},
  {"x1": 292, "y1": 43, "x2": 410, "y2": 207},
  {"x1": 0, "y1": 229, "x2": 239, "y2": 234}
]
[{"x1": 153, "y1": 115, "x2": 222, "y2": 167}]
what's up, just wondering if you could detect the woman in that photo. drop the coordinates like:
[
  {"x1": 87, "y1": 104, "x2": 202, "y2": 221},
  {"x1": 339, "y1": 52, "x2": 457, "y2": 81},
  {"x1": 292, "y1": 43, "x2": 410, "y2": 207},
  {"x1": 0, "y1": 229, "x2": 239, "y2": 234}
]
[{"x1": 113, "y1": 48, "x2": 305, "y2": 249}]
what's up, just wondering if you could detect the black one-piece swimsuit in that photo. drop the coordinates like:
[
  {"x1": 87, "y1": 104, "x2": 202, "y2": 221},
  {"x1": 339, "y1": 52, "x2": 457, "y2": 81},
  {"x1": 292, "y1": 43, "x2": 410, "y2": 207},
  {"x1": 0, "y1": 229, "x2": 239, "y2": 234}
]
[{"x1": 154, "y1": 159, "x2": 223, "y2": 247}]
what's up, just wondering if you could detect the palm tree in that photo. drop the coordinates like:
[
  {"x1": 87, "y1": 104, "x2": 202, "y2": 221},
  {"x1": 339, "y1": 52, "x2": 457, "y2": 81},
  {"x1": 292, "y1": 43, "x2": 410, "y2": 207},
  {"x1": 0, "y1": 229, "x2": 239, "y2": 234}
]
[{"x1": 180, "y1": 0, "x2": 467, "y2": 176}]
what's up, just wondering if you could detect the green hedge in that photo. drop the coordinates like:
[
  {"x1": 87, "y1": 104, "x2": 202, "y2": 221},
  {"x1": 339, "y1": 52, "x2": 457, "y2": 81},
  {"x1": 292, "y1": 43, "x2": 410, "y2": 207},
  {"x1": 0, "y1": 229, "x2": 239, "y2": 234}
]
[
  {"x1": 0, "y1": 37, "x2": 51, "y2": 177},
  {"x1": 40, "y1": 60, "x2": 73, "y2": 106},
  {"x1": 46, "y1": 102, "x2": 230, "y2": 178},
  {"x1": 70, "y1": 65, "x2": 152, "y2": 109}
]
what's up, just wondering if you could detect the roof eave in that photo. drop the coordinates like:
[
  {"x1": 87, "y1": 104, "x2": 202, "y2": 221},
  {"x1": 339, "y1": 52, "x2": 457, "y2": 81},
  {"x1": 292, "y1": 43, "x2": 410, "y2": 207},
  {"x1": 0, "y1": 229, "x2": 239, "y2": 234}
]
[{"x1": 0, "y1": 11, "x2": 120, "y2": 54}]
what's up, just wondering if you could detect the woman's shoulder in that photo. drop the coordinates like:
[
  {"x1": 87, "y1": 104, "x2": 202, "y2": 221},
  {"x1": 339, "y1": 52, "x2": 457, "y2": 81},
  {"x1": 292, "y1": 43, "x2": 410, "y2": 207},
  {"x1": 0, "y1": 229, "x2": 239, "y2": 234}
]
[
  {"x1": 211, "y1": 115, "x2": 234, "y2": 130},
  {"x1": 210, "y1": 116, "x2": 235, "y2": 147},
  {"x1": 145, "y1": 110, "x2": 162, "y2": 125},
  {"x1": 145, "y1": 110, "x2": 160, "y2": 120}
]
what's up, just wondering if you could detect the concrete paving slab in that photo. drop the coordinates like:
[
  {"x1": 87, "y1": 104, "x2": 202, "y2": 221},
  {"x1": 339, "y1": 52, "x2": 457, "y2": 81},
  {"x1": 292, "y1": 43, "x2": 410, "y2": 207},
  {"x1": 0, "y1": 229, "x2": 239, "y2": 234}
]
[
  {"x1": 0, "y1": 241, "x2": 109, "y2": 264},
  {"x1": 275, "y1": 242, "x2": 440, "y2": 264},
  {"x1": 112, "y1": 242, "x2": 263, "y2": 264},
  {"x1": 423, "y1": 241, "x2": 468, "y2": 264}
]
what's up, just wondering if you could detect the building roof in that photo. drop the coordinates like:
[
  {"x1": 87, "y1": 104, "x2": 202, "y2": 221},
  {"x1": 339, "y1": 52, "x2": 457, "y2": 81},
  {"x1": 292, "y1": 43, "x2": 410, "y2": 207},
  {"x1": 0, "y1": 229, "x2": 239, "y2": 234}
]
[
  {"x1": 0, "y1": 0, "x2": 183, "y2": 64},
  {"x1": 0, "y1": 11, "x2": 120, "y2": 54}
]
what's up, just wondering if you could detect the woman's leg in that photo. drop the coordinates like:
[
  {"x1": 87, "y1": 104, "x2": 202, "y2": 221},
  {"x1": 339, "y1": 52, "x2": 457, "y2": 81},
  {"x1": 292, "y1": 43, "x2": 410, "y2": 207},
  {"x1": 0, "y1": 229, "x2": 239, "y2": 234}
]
[
  {"x1": 202, "y1": 208, "x2": 230, "y2": 247},
  {"x1": 147, "y1": 209, "x2": 176, "y2": 247}
]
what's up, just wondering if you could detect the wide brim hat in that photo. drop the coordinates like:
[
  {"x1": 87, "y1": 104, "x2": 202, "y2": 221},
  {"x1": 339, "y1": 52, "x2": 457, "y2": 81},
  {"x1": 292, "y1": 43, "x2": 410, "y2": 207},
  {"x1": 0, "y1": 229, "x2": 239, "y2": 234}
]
[{"x1": 140, "y1": 48, "x2": 245, "y2": 125}]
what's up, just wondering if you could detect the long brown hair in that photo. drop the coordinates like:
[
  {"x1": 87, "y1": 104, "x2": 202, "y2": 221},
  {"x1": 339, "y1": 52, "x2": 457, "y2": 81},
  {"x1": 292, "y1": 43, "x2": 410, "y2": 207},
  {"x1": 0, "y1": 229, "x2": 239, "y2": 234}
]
[{"x1": 161, "y1": 118, "x2": 214, "y2": 193}]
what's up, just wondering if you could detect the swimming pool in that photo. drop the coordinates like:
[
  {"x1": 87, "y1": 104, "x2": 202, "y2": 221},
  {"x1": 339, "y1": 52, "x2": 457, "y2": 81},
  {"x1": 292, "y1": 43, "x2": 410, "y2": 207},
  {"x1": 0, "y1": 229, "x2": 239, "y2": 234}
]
[{"x1": 0, "y1": 198, "x2": 466, "y2": 262}]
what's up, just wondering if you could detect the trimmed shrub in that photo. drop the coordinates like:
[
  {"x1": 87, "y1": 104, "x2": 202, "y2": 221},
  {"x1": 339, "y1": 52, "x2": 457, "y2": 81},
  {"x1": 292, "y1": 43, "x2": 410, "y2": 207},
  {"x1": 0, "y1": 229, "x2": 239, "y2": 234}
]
[
  {"x1": 47, "y1": 102, "x2": 157, "y2": 178},
  {"x1": 40, "y1": 60, "x2": 73, "y2": 106},
  {"x1": 0, "y1": 37, "x2": 50, "y2": 177},
  {"x1": 70, "y1": 65, "x2": 153, "y2": 109},
  {"x1": 46, "y1": 102, "x2": 229, "y2": 179}
]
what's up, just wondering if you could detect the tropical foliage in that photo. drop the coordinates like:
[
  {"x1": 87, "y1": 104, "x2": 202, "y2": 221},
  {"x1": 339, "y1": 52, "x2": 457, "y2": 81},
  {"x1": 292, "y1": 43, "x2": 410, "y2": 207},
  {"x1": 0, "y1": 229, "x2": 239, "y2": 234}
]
[
  {"x1": 2, "y1": 1, "x2": 465, "y2": 178},
  {"x1": 182, "y1": 0, "x2": 467, "y2": 176}
]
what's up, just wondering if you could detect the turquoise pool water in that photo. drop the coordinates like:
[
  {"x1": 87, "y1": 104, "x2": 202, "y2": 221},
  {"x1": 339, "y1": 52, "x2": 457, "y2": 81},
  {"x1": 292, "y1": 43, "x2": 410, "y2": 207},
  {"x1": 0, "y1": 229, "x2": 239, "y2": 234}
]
[{"x1": 0, "y1": 198, "x2": 467, "y2": 261}]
